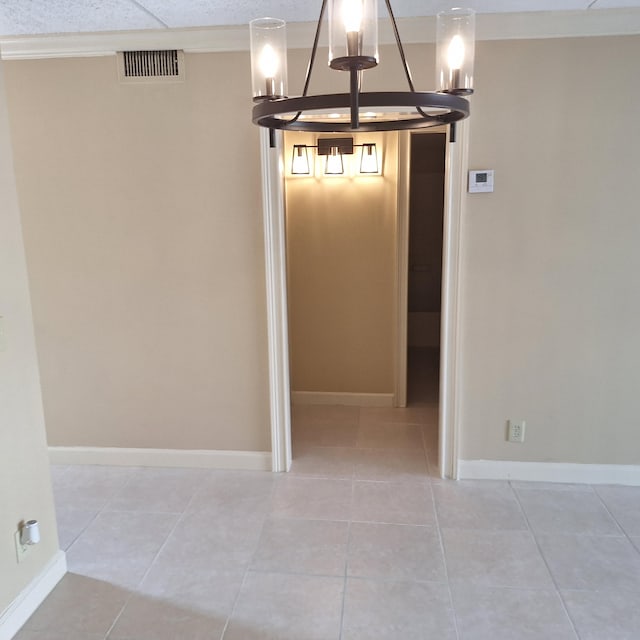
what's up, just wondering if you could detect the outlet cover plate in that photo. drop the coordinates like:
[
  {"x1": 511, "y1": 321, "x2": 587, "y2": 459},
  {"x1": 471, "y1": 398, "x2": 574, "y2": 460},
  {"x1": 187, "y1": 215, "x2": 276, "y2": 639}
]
[{"x1": 507, "y1": 420, "x2": 526, "y2": 443}]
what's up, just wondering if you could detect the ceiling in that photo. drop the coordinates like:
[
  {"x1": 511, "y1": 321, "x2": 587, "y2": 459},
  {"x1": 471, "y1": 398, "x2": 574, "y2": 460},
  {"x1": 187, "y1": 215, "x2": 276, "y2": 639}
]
[{"x1": 1, "y1": 0, "x2": 639, "y2": 38}]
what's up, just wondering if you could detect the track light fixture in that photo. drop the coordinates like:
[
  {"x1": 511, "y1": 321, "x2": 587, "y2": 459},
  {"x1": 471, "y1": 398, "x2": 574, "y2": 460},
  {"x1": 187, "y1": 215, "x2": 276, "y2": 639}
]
[{"x1": 250, "y1": 2, "x2": 475, "y2": 135}]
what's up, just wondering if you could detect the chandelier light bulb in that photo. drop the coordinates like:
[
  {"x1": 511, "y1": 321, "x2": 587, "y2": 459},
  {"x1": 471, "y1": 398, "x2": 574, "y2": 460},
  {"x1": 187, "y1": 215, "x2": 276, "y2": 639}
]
[
  {"x1": 259, "y1": 44, "x2": 278, "y2": 79},
  {"x1": 447, "y1": 35, "x2": 465, "y2": 70},
  {"x1": 342, "y1": 0, "x2": 363, "y2": 33}
]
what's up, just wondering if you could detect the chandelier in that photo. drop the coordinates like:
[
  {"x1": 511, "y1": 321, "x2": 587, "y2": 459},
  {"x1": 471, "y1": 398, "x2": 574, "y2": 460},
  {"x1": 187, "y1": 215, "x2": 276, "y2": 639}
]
[{"x1": 249, "y1": 1, "x2": 475, "y2": 134}]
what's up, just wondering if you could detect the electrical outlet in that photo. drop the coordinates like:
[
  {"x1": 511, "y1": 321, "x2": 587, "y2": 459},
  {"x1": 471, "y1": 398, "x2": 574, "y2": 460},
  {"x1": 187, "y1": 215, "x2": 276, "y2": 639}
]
[
  {"x1": 14, "y1": 529, "x2": 31, "y2": 563},
  {"x1": 507, "y1": 420, "x2": 526, "y2": 443}
]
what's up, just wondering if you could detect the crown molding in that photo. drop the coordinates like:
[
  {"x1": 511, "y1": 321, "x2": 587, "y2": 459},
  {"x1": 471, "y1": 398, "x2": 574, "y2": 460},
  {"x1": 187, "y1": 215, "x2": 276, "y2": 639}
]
[{"x1": 1, "y1": 9, "x2": 639, "y2": 60}]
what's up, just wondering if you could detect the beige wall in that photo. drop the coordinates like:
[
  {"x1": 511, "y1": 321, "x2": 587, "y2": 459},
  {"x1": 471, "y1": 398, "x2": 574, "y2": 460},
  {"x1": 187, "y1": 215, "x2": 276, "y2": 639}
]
[
  {"x1": 4, "y1": 33, "x2": 640, "y2": 467},
  {"x1": 285, "y1": 131, "x2": 398, "y2": 394},
  {"x1": 5, "y1": 52, "x2": 271, "y2": 452},
  {"x1": 459, "y1": 36, "x2": 640, "y2": 464},
  {"x1": 0, "y1": 59, "x2": 59, "y2": 615}
]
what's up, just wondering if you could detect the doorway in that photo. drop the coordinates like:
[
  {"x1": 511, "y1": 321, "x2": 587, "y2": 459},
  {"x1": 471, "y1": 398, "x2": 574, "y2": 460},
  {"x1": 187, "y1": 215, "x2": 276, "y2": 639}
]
[
  {"x1": 406, "y1": 131, "x2": 446, "y2": 409},
  {"x1": 260, "y1": 124, "x2": 468, "y2": 476}
]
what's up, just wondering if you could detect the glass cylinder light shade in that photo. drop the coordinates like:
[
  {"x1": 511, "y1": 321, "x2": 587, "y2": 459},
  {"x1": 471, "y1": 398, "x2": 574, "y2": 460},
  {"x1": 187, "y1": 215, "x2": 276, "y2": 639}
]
[
  {"x1": 328, "y1": 0, "x2": 378, "y2": 69},
  {"x1": 436, "y1": 8, "x2": 475, "y2": 95},
  {"x1": 250, "y1": 18, "x2": 288, "y2": 101}
]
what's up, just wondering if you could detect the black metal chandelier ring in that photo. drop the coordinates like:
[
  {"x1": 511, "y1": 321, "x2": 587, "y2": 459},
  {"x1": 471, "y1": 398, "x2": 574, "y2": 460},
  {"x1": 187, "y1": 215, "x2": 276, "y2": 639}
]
[{"x1": 252, "y1": 91, "x2": 470, "y2": 133}]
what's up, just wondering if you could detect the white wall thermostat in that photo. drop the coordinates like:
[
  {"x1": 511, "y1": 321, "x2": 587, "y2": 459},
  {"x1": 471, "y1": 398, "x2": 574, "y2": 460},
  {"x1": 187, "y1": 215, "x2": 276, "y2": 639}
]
[{"x1": 468, "y1": 169, "x2": 494, "y2": 193}]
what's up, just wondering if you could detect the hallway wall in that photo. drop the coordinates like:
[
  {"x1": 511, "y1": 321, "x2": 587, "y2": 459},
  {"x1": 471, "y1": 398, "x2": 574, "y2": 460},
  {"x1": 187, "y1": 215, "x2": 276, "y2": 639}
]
[{"x1": 285, "y1": 131, "x2": 398, "y2": 395}]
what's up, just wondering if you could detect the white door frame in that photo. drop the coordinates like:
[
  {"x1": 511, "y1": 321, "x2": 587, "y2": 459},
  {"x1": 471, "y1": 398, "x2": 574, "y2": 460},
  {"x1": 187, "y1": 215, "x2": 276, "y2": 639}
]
[
  {"x1": 261, "y1": 124, "x2": 468, "y2": 477},
  {"x1": 438, "y1": 122, "x2": 469, "y2": 480},
  {"x1": 393, "y1": 124, "x2": 469, "y2": 480},
  {"x1": 259, "y1": 128, "x2": 292, "y2": 473}
]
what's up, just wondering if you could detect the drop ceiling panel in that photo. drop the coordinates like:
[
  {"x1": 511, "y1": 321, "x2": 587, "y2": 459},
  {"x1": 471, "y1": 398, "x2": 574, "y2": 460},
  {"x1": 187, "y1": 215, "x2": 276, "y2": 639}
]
[
  {"x1": 0, "y1": 0, "x2": 164, "y2": 36},
  {"x1": 1, "y1": 0, "x2": 639, "y2": 38},
  {"x1": 136, "y1": 0, "x2": 320, "y2": 28}
]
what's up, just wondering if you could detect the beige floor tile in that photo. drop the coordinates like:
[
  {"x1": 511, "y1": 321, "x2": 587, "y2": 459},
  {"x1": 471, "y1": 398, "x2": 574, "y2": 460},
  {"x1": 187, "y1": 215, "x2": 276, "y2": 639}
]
[
  {"x1": 425, "y1": 450, "x2": 442, "y2": 478},
  {"x1": 537, "y1": 534, "x2": 640, "y2": 590},
  {"x1": 223, "y1": 572, "x2": 343, "y2": 640},
  {"x1": 186, "y1": 470, "x2": 275, "y2": 517},
  {"x1": 109, "y1": 598, "x2": 226, "y2": 640},
  {"x1": 54, "y1": 507, "x2": 98, "y2": 550},
  {"x1": 342, "y1": 578, "x2": 457, "y2": 640},
  {"x1": 423, "y1": 424, "x2": 439, "y2": 452},
  {"x1": 109, "y1": 565, "x2": 243, "y2": 640},
  {"x1": 15, "y1": 632, "x2": 105, "y2": 640},
  {"x1": 20, "y1": 573, "x2": 129, "y2": 636},
  {"x1": 433, "y1": 481, "x2": 528, "y2": 531},
  {"x1": 348, "y1": 522, "x2": 446, "y2": 582},
  {"x1": 594, "y1": 485, "x2": 640, "y2": 536},
  {"x1": 354, "y1": 448, "x2": 428, "y2": 481},
  {"x1": 452, "y1": 585, "x2": 577, "y2": 640},
  {"x1": 351, "y1": 480, "x2": 434, "y2": 525},
  {"x1": 106, "y1": 467, "x2": 211, "y2": 513},
  {"x1": 510, "y1": 481, "x2": 594, "y2": 492},
  {"x1": 561, "y1": 589, "x2": 640, "y2": 640},
  {"x1": 292, "y1": 404, "x2": 360, "y2": 425},
  {"x1": 292, "y1": 421, "x2": 359, "y2": 447},
  {"x1": 53, "y1": 465, "x2": 136, "y2": 511},
  {"x1": 442, "y1": 529, "x2": 554, "y2": 588},
  {"x1": 251, "y1": 518, "x2": 348, "y2": 576},
  {"x1": 356, "y1": 423, "x2": 424, "y2": 449},
  {"x1": 359, "y1": 406, "x2": 432, "y2": 425},
  {"x1": 270, "y1": 476, "x2": 352, "y2": 520},
  {"x1": 153, "y1": 509, "x2": 264, "y2": 573},
  {"x1": 66, "y1": 510, "x2": 178, "y2": 589},
  {"x1": 516, "y1": 488, "x2": 621, "y2": 535},
  {"x1": 290, "y1": 446, "x2": 357, "y2": 478}
]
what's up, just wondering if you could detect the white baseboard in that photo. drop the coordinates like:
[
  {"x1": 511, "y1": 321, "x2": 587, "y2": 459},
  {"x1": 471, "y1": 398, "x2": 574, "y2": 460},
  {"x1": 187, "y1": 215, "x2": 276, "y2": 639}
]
[
  {"x1": 49, "y1": 447, "x2": 272, "y2": 471},
  {"x1": 458, "y1": 460, "x2": 640, "y2": 486},
  {"x1": 291, "y1": 391, "x2": 395, "y2": 407},
  {"x1": 0, "y1": 550, "x2": 66, "y2": 640}
]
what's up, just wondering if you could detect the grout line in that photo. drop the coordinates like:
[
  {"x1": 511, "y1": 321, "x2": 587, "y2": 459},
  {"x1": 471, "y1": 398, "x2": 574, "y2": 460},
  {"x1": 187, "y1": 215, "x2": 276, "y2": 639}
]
[
  {"x1": 429, "y1": 480, "x2": 461, "y2": 640},
  {"x1": 101, "y1": 472, "x2": 203, "y2": 639},
  {"x1": 509, "y1": 482, "x2": 581, "y2": 640},
  {"x1": 338, "y1": 480, "x2": 355, "y2": 640},
  {"x1": 592, "y1": 485, "x2": 639, "y2": 549},
  {"x1": 63, "y1": 467, "x2": 137, "y2": 553},
  {"x1": 219, "y1": 476, "x2": 279, "y2": 639}
]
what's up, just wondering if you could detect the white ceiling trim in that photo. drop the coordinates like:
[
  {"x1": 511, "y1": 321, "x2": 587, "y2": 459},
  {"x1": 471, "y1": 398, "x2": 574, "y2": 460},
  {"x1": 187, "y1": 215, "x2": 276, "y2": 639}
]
[{"x1": 1, "y1": 8, "x2": 639, "y2": 60}]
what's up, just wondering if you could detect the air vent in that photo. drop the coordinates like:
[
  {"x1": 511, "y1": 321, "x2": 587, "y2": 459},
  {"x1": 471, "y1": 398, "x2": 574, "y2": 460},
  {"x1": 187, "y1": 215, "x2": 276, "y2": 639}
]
[{"x1": 118, "y1": 50, "x2": 185, "y2": 83}]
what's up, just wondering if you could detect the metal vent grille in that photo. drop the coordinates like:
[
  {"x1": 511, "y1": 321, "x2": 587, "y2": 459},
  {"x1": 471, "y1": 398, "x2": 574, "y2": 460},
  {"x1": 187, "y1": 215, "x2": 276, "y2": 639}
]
[{"x1": 122, "y1": 50, "x2": 181, "y2": 79}]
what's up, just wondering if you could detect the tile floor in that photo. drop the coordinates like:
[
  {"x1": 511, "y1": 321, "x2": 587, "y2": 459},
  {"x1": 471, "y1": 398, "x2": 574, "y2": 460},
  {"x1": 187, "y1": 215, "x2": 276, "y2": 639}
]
[{"x1": 14, "y1": 402, "x2": 640, "y2": 639}]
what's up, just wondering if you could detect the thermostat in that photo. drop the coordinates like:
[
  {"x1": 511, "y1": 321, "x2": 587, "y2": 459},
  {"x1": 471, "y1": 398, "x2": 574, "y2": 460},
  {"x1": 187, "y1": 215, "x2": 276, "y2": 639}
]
[{"x1": 468, "y1": 169, "x2": 494, "y2": 193}]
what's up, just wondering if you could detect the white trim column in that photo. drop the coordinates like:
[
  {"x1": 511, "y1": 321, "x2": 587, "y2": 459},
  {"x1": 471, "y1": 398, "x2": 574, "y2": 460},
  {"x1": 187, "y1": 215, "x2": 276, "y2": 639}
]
[
  {"x1": 260, "y1": 129, "x2": 292, "y2": 473},
  {"x1": 439, "y1": 121, "x2": 469, "y2": 480}
]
